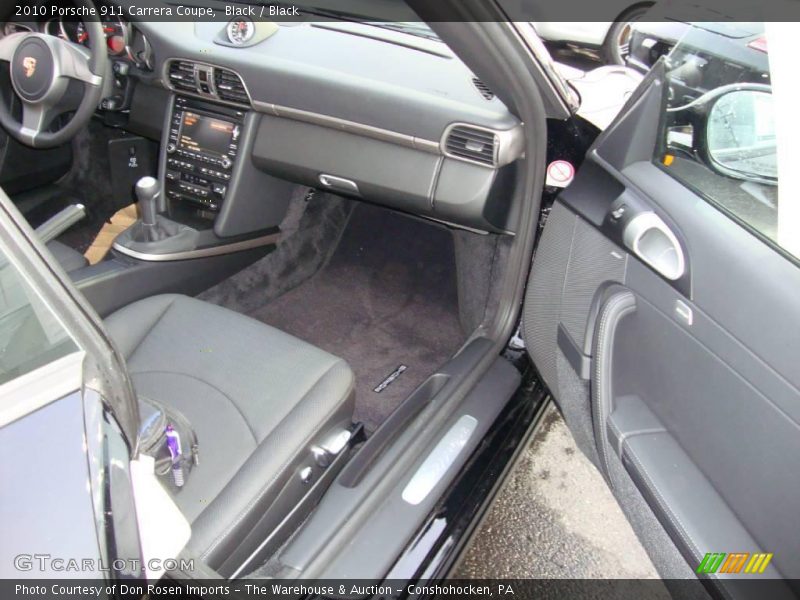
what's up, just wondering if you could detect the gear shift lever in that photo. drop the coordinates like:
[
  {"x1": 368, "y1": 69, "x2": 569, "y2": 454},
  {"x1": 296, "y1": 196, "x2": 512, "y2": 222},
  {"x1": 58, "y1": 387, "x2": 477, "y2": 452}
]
[
  {"x1": 115, "y1": 176, "x2": 191, "y2": 253},
  {"x1": 136, "y1": 176, "x2": 159, "y2": 226}
]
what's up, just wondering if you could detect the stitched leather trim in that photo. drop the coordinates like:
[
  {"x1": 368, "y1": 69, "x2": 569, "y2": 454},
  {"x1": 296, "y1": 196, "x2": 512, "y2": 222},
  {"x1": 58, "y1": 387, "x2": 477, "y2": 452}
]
[{"x1": 591, "y1": 290, "x2": 636, "y2": 481}]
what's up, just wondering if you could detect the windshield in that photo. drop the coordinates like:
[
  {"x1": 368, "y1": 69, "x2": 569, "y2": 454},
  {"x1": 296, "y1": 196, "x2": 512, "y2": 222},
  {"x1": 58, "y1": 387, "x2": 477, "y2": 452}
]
[
  {"x1": 363, "y1": 21, "x2": 440, "y2": 40},
  {"x1": 265, "y1": 1, "x2": 439, "y2": 39}
]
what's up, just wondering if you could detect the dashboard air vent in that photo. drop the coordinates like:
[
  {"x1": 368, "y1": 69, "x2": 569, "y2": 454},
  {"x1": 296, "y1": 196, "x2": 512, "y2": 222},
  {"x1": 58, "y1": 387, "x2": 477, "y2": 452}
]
[
  {"x1": 445, "y1": 125, "x2": 497, "y2": 166},
  {"x1": 214, "y1": 68, "x2": 250, "y2": 106},
  {"x1": 471, "y1": 77, "x2": 495, "y2": 100},
  {"x1": 168, "y1": 60, "x2": 197, "y2": 93}
]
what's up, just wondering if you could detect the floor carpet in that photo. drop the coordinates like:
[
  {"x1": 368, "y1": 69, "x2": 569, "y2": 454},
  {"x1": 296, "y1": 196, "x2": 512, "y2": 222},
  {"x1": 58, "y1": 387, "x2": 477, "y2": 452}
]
[{"x1": 251, "y1": 204, "x2": 465, "y2": 432}]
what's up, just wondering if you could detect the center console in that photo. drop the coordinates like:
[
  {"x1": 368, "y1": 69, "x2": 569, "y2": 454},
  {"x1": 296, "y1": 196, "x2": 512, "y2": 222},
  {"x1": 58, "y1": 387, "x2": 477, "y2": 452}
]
[
  {"x1": 165, "y1": 96, "x2": 245, "y2": 216},
  {"x1": 112, "y1": 85, "x2": 294, "y2": 267},
  {"x1": 80, "y1": 70, "x2": 298, "y2": 318}
]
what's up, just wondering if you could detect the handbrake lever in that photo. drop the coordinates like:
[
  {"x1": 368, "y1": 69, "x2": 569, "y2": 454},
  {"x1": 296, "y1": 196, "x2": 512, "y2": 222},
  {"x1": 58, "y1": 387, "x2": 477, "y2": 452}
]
[{"x1": 35, "y1": 204, "x2": 86, "y2": 244}]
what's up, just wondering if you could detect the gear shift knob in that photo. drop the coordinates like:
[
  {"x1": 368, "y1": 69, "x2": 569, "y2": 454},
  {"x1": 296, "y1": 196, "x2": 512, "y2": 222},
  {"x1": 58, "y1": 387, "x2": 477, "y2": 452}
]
[{"x1": 136, "y1": 176, "x2": 160, "y2": 227}]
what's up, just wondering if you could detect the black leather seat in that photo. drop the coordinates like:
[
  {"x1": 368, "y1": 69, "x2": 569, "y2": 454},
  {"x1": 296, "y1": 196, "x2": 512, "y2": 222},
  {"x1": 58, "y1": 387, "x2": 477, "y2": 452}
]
[{"x1": 104, "y1": 294, "x2": 355, "y2": 570}]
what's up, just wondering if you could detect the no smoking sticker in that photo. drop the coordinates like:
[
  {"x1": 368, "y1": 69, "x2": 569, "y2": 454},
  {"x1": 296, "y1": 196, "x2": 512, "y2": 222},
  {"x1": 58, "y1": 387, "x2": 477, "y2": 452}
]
[{"x1": 546, "y1": 159, "x2": 575, "y2": 188}]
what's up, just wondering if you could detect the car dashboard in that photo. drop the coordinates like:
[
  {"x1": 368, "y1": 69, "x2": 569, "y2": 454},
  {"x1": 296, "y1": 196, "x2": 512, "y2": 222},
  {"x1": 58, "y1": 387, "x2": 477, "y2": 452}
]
[{"x1": 3, "y1": 3, "x2": 527, "y2": 235}]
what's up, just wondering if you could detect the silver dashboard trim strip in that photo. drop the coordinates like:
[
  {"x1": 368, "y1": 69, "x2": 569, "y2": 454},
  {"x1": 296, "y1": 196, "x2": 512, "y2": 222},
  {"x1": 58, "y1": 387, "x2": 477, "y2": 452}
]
[
  {"x1": 253, "y1": 100, "x2": 441, "y2": 154},
  {"x1": 161, "y1": 65, "x2": 523, "y2": 167},
  {"x1": 112, "y1": 232, "x2": 280, "y2": 262}
]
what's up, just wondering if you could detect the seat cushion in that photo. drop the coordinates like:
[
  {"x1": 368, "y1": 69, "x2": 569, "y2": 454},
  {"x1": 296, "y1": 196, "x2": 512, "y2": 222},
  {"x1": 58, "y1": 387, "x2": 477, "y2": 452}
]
[
  {"x1": 104, "y1": 294, "x2": 354, "y2": 564},
  {"x1": 47, "y1": 240, "x2": 88, "y2": 273}
]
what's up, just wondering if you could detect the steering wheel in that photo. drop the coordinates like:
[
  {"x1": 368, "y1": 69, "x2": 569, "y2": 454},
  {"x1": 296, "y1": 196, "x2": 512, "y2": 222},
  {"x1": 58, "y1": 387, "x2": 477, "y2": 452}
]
[{"x1": 0, "y1": 0, "x2": 106, "y2": 149}]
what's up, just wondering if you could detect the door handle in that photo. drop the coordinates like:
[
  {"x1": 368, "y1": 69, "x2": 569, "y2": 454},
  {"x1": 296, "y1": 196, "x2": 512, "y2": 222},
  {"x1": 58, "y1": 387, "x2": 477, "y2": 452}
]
[{"x1": 622, "y1": 212, "x2": 685, "y2": 280}]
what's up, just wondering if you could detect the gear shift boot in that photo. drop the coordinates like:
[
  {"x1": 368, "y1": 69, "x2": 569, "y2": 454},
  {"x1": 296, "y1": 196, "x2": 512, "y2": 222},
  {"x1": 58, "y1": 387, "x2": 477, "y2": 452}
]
[
  {"x1": 114, "y1": 217, "x2": 199, "y2": 256},
  {"x1": 128, "y1": 216, "x2": 184, "y2": 243},
  {"x1": 113, "y1": 176, "x2": 199, "y2": 256}
]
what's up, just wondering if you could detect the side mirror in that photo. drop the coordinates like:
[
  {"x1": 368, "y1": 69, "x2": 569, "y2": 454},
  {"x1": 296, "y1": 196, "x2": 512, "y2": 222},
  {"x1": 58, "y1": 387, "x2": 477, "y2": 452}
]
[{"x1": 705, "y1": 89, "x2": 777, "y2": 185}]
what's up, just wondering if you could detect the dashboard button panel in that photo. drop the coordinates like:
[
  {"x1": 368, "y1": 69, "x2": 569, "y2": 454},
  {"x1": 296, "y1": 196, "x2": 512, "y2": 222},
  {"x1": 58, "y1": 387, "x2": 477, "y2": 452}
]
[{"x1": 165, "y1": 95, "x2": 245, "y2": 216}]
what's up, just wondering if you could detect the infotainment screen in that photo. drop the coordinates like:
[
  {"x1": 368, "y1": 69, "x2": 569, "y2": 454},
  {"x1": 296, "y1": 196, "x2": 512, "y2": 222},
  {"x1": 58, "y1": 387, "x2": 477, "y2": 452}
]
[{"x1": 179, "y1": 111, "x2": 235, "y2": 157}]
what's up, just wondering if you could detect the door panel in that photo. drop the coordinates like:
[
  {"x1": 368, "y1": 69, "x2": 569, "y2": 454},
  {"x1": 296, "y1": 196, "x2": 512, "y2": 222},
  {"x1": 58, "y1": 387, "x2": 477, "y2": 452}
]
[
  {"x1": 523, "y1": 59, "x2": 799, "y2": 598},
  {"x1": 608, "y1": 283, "x2": 798, "y2": 577},
  {"x1": 525, "y1": 200, "x2": 627, "y2": 466}
]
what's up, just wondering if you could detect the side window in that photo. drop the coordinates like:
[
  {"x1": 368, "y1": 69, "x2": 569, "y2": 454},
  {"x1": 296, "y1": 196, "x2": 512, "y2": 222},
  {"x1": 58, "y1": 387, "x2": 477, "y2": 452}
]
[
  {"x1": 654, "y1": 23, "x2": 795, "y2": 259},
  {"x1": 0, "y1": 249, "x2": 78, "y2": 386}
]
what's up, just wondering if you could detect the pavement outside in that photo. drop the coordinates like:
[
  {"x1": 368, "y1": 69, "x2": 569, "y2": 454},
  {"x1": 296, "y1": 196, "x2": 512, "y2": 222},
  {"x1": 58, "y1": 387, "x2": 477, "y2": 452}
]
[{"x1": 454, "y1": 403, "x2": 670, "y2": 590}]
